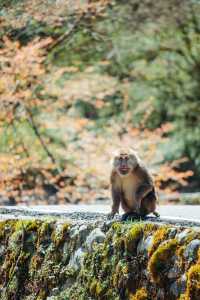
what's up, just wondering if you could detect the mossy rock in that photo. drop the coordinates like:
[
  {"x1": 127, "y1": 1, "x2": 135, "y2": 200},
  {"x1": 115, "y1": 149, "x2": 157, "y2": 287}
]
[{"x1": 0, "y1": 219, "x2": 199, "y2": 300}]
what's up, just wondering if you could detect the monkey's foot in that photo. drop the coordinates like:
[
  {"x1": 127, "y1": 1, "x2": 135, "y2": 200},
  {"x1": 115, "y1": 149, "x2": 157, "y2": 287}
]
[
  {"x1": 153, "y1": 211, "x2": 160, "y2": 218},
  {"x1": 121, "y1": 212, "x2": 143, "y2": 222},
  {"x1": 107, "y1": 212, "x2": 119, "y2": 220}
]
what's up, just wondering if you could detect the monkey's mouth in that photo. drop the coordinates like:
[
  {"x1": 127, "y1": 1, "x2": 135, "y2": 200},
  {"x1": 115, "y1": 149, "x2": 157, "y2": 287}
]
[{"x1": 119, "y1": 168, "x2": 130, "y2": 174}]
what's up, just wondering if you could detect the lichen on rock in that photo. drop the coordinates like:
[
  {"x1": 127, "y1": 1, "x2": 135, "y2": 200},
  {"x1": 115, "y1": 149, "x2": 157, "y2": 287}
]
[{"x1": 0, "y1": 218, "x2": 200, "y2": 300}]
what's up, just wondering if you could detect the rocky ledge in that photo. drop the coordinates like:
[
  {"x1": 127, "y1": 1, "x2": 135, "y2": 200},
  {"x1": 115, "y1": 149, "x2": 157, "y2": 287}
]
[{"x1": 0, "y1": 209, "x2": 199, "y2": 300}]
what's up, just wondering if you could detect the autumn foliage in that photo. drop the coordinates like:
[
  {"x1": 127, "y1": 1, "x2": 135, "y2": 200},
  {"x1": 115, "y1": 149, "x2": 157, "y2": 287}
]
[{"x1": 0, "y1": 0, "x2": 195, "y2": 205}]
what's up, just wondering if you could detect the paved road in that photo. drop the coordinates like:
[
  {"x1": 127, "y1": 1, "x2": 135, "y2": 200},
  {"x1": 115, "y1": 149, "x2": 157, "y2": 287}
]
[{"x1": 0, "y1": 204, "x2": 199, "y2": 223}]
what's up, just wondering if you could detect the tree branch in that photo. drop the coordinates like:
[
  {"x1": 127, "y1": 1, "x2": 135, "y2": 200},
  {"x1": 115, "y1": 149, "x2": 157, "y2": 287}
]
[
  {"x1": 25, "y1": 107, "x2": 57, "y2": 165},
  {"x1": 47, "y1": 12, "x2": 85, "y2": 51}
]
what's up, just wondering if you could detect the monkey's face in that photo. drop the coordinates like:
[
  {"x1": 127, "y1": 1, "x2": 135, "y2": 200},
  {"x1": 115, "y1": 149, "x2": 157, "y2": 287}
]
[{"x1": 113, "y1": 150, "x2": 138, "y2": 177}]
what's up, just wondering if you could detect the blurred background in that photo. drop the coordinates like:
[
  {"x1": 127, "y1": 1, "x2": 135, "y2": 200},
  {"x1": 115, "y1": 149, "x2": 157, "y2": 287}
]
[{"x1": 0, "y1": 0, "x2": 199, "y2": 207}]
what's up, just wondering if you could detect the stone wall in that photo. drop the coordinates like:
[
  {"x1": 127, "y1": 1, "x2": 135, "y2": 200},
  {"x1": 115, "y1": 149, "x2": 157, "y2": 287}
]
[{"x1": 0, "y1": 216, "x2": 199, "y2": 300}]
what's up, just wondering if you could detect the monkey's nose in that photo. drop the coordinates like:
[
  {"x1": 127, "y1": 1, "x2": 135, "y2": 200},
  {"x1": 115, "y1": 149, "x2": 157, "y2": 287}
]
[{"x1": 121, "y1": 163, "x2": 127, "y2": 168}]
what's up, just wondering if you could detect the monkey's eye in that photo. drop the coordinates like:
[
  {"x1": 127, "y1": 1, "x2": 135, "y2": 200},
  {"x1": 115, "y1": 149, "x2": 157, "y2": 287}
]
[
  {"x1": 124, "y1": 156, "x2": 128, "y2": 161},
  {"x1": 119, "y1": 157, "x2": 123, "y2": 161}
]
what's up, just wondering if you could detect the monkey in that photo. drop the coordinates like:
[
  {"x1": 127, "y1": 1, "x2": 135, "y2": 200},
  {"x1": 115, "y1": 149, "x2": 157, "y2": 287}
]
[{"x1": 109, "y1": 148, "x2": 159, "y2": 219}]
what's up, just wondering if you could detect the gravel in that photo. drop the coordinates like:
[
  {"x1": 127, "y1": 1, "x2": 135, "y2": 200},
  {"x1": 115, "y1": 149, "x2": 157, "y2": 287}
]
[{"x1": 0, "y1": 205, "x2": 200, "y2": 227}]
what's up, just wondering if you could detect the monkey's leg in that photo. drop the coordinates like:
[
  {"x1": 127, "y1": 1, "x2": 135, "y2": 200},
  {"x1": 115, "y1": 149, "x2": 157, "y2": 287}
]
[
  {"x1": 140, "y1": 190, "x2": 158, "y2": 217},
  {"x1": 108, "y1": 187, "x2": 121, "y2": 219},
  {"x1": 121, "y1": 199, "x2": 141, "y2": 221},
  {"x1": 135, "y1": 184, "x2": 153, "y2": 214}
]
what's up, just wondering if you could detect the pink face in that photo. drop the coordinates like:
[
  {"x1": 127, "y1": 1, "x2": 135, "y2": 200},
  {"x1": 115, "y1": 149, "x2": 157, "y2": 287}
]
[
  {"x1": 118, "y1": 154, "x2": 130, "y2": 175},
  {"x1": 113, "y1": 151, "x2": 138, "y2": 176}
]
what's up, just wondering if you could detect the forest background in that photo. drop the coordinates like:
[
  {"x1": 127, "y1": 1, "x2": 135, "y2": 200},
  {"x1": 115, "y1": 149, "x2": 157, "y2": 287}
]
[{"x1": 0, "y1": 0, "x2": 199, "y2": 206}]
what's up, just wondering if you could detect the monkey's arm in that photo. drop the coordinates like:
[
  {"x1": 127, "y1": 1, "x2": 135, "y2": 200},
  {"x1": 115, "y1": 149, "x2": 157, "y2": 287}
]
[
  {"x1": 134, "y1": 163, "x2": 155, "y2": 213},
  {"x1": 109, "y1": 171, "x2": 121, "y2": 218},
  {"x1": 109, "y1": 186, "x2": 121, "y2": 218},
  {"x1": 135, "y1": 164, "x2": 154, "y2": 200},
  {"x1": 135, "y1": 184, "x2": 153, "y2": 213},
  {"x1": 136, "y1": 184, "x2": 153, "y2": 201}
]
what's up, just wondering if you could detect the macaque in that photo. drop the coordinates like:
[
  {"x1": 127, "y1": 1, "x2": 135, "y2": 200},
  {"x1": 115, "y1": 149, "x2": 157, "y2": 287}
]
[{"x1": 110, "y1": 148, "x2": 159, "y2": 218}]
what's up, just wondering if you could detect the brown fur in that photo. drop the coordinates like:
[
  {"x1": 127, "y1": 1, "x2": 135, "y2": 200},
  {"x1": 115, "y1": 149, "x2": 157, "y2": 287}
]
[{"x1": 110, "y1": 149, "x2": 158, "y2": 217}]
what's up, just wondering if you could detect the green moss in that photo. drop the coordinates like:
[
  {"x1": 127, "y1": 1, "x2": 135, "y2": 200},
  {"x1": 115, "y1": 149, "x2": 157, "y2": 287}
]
[
  {"x1": 14, "y1": 220, "x2": 40, "y2": 232},
  {"x1": 90, "y1": 279, "x2": 98, "y2": 295},
  {"x1": 185, "y1": 264, "x2": 200, "y2": 300},
  {"x1": 143, "y1": 223, "x2": 158, "y2": 235},
  {"x1": 112, "y1": 260, "x2": 129, "y2": 288},
  {"x1": 125, "y1": 224, "x2": 144, "y2": 253},
  {"x1": 129, "y1": 287, "x2": 148, "y2": 300},
  {"x1": 95, "y1": 281, "x2": 105, "y2": 297},
  {"x1": 51, "y1": 222, "x2": 70, "y2": 247},
  {"x1": 198, "y1": 248, "x2": 200, "y2": 263},
  {"x1": 3, "y1": 275, "x2": 19, "y2": 299},
  {"x1": 176, "y1": 244, "x2": 187, "y2": 269},
  {"x1": 176, "y1": 231, "x2": 200, "y2": 270},
  {"x1": 0, "y1": 219, "x2": 199, "y2": 300},
  {"x1": 0, "y1": 221, "x2": 7, "y2": 239},
  {"x1": 112, "y1": 222, "x2": 123, "y2": 233},
  {"x1": 83, "y1": 277, "x2": 107, "y2": 298},
  {"x1": 148, "y1": 226, "x2": 169, "y2": 257},
  {"x1": 37, "y1": 220, "x2": 54, "y2": 247},
  {"x1": 0, "y1": 219, "x2": 72, "y2": 300},
  {"x1": 36, "y1": 289, "x2": 47, "y2": 300},
  {"x1": 148, "y1": 238, "x2": 178, "y2": 284},
  {"x1": 0, "y1": 220, "x2": 16, "y2": 240},
  {"x1": 29, "y1": 254, "x2": 43, "y2": 275},
  {"x1": 178, "y1": 294, "x2": 186, "y2": 300}
]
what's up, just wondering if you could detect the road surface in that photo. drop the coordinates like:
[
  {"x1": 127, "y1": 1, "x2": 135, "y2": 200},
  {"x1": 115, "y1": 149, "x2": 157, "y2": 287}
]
[{"x1": 0, "y1": 204, "x2": 199, "y2": 226}]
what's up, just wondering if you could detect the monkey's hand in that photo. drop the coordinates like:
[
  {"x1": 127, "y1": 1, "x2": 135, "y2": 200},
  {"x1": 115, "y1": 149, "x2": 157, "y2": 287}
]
[
  {"x1": 107, "y1": 210, "x2": 119, "y2": 220},
  {"x1": 153, "y1": 211, "x2": 160, "y2": 218}
]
